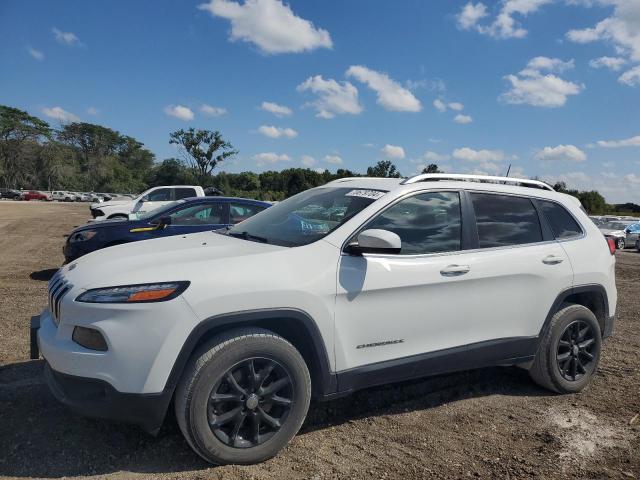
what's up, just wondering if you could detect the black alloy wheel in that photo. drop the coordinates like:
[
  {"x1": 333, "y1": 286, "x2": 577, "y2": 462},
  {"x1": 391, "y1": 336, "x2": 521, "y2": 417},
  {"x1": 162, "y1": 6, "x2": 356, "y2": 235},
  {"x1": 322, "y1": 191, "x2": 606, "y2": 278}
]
[
  {"x1": 208, "y1": 357, "x2": 294, "y2": 449},
  {"x1": 556, "y1": 320, "x2": 597, "y2": 382}
]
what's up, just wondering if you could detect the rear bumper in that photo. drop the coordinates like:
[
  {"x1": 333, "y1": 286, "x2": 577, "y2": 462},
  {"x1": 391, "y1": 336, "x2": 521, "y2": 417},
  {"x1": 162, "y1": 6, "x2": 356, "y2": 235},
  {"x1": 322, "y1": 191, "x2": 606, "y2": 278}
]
[{"x1": 44, "y1": 362, "x2": 171, "y2": 434}]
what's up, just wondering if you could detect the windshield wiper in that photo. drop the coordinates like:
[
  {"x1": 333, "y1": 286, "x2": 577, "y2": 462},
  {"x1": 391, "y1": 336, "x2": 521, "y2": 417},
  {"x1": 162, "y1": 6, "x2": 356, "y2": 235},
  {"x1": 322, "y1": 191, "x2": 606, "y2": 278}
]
[{"x1": 227, "y1": 231, "x2": 269, "y2": 244}]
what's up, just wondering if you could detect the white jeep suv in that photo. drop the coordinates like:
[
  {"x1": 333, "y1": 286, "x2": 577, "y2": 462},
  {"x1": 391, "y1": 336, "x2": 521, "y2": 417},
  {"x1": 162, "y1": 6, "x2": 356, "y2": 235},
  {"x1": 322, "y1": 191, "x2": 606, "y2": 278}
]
[{"x1": 34, "y1": 174, "x2": 616, "y2": 465}]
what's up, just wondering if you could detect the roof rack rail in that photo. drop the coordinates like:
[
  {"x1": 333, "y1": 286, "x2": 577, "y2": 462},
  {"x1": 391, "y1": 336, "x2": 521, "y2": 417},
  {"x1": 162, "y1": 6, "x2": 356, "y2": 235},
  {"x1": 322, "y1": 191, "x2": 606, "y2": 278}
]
[{"x1": 400, "y1": 173, "x2": 554, "y2": 191}]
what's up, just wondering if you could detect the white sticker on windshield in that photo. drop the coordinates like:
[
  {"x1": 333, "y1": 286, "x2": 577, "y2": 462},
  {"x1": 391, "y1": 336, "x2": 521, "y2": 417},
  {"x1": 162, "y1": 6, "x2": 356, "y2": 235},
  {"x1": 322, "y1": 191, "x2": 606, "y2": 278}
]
[{"x1": 345, "y1": 189, "x2": 386, "y2": 200}]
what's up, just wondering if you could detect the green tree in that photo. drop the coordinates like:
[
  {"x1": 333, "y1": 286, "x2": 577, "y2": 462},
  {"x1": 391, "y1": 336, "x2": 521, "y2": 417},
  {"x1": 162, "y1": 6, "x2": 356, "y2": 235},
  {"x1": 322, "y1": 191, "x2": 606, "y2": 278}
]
[
  {"x1": 147, "y1": 158, "x2": 196, "y2": 187},
  {"x1": 421, "y1": 164, "x2": 443, "y2": 174},
  {"x1": 0, "y1": 105, "x2": 51, "y2": 188},
  {"x1": 169, "y1": 128, "x2": 237, "y2": 186},
  {"x1": 366, "y1": 160, "x2": 401, "y2": 178}
]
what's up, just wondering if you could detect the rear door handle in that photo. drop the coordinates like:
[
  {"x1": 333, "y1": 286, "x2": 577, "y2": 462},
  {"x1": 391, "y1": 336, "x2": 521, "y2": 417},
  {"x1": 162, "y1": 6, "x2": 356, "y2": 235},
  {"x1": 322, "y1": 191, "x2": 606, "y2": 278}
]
[
  {"x1": 440, "y1": 264, "x2": 470, "y2": 276},
  {"x1": 542, "y1": 255, "x2": 564, "y2": 265}
]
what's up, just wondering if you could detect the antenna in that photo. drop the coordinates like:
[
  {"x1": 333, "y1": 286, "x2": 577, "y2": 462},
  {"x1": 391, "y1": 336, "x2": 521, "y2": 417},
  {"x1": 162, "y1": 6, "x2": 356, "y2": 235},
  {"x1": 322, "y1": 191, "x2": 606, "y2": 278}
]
[{"x1": 505, "y1": 164, "x2": 511, "y2": 177}]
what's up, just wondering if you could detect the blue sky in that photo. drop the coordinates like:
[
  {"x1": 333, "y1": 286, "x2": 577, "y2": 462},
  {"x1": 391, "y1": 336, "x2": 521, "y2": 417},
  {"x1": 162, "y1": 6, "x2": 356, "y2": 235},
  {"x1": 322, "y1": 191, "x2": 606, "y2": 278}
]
[{"x1": 1, "y1": 0, "x2": 639, "y2": 202}]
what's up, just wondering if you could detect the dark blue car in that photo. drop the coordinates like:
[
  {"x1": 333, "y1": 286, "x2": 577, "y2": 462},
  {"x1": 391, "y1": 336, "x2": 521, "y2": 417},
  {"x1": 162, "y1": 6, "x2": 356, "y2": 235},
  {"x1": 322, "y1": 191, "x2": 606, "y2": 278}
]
[{"x1": 63, "y1": 197, "x2": 271, "y2": 262}]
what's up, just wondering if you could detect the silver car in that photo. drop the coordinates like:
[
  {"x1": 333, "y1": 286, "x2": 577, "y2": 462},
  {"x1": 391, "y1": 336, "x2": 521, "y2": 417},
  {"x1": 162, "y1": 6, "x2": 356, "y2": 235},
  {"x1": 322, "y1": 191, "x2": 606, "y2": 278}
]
[{"x1": 599, "y1": 221, "x2": 629, "y2": 249}]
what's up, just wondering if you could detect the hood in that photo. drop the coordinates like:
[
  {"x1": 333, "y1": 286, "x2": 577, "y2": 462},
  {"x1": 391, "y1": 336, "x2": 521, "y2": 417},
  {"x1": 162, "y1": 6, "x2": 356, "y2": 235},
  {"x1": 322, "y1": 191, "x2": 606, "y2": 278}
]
[
  {"x1": 61, "y1": 230, "x2": 284, "y2": 290},
  {"x1": 70, "y1": 218, "x2": 135, "y2": 234},
  {"x1": 600, "y1": 228, "x2": 625, "y2": 237},
  {"x1": 91, "y1": 199, "x2": 132, "y2": 208}
]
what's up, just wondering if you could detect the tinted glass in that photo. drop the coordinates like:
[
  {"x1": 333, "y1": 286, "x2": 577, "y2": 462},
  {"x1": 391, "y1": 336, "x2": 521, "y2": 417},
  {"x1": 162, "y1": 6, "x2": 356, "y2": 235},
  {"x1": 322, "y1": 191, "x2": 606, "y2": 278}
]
[
  {"x1": 174, "y1": 188, "x2": 197, "y2": 200},
  {"x1": 364, "y1": 192, "x2": 461, "y2": 255},
  {"x1": 229, "y1": 203, "x2": 266, "y2": 224},
  {"x1": 170, "y1": 203, "x2": 227, "y2": 225},
  {"x1": 539, "y1": 200, "x2": 583, "y2": 239},
  {"x1": 147, "y1": 188, "x2": 171, "y2": 201},
  {"x1": 225, "y1": 187, "x2": 385, "y2": 247},
  {"x1": 471, "y1": 193, "x2": 542, "y2": 248}
]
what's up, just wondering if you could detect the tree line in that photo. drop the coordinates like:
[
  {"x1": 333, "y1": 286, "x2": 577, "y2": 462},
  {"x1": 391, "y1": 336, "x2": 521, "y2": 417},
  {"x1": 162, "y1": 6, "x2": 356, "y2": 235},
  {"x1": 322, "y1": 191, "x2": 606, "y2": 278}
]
[{"x1": 0, "y1": 104, "x2": 636, "y2": 212}]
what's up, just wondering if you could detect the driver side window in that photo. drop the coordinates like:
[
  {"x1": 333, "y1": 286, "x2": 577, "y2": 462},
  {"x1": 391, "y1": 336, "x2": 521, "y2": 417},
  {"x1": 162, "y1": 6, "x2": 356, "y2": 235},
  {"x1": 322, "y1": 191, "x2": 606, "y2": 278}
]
[
  {"x1": 362, "y1": 191, "x2": 462, "y2": 255},
  {"x1": 169, "y1": 203, "x2": 227, "y2": 226}
]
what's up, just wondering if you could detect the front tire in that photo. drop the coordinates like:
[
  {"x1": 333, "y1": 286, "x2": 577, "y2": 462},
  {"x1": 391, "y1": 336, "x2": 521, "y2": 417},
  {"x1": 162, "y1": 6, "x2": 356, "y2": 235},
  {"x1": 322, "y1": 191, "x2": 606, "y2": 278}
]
[
  {"x1": 529, "y1": 304, "x2": 601, "y2": 393},
  {"x1": 174, "y1": 328, "x2": 311, "y2": 465},
  {"x1": 108, "y1": 214, "x2": 128, "y2": 220}
]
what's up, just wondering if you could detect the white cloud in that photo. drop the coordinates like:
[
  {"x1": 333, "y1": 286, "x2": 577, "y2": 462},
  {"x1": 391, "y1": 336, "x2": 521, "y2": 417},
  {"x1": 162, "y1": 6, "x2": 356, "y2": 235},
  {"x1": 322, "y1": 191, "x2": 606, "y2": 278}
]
[
  {"x1": 448, "y1": 102, "x2": 464, "y2": 111},
  {"x1": 52, "y1": 27, "x2": 80, "y2": 46},
  {"x1": 324, "y1": 154, "x2": 343, "y2": 165},
  {"x1": 381, "y1": 144, "x2": 405, "y2": 160},
  {"x1": 433, "y1": 98, "x2": 447, "y2": 112},
  {"x1": 595, "y1": 134, "x2": 640, "y2": 147},
  {"x1": 500, "y1": 57, "x2": 583, "y2": 107},
  {"x1": 27, "y1": 47, "x2": 44, "y2": 61},
  {"x1": 260, "y1": 101, "x2": 292, "y2": 117},
  {"x1": 422, "y1": 151, "x2": 450, "y2": 162},
  {"x1": 466, "y1": 161, "x2": 503, "y2": 175},
  {"x1": 253, "y1": 152, "x2": 291, "y2": 166},
  {"x1": 534, "y1": 144, "x2": 587, "y2": 162},
  {"x1": 589, "y1": 56, "x2": 627, "y2": 71},
  {"x1": 301, "y1": 155, "x2": 316, "y2": 167},
  {"x1": 454, "y1": 114, "x2": 473, "y2": 124},
  {"x1": 197, "y1": 0, "x2": 332, "y2": 54},
  {"x1": 346, "y1": 65, "x2": 422, "y2": 112},
  {"x1": 297, "y1": 75, "x2": 362, "y2": 119},
  {"x1": 257, "y1": 125, "x2": 298, "y2": 139},
  {"x1": 619, "y1": 65, "x2": 640, "y2": 85},
  {"x1": 41, "y1": 106, "x2": 80, "y2": 123},
  {"x1": 164, "y1": 105, "x2": 194, "y2": 121},
  {"x1": 86, "y1": 107, "x2": 99, "y2": 115},
  {"x1": 544, "y1": 171, "x2": 640, "y2": 204},
  {"x1": 453, "y1": 147, "x2": 506, "y2": 162},
  {"x1": 200, "y1": 104, "x2": 227, "y2": 116},
  {"x1": 456, "y1": 0, "x2": 552, "y2": 39},
  {"x1": 566, "y1": 0, "x2": 640, "y2": 62}
]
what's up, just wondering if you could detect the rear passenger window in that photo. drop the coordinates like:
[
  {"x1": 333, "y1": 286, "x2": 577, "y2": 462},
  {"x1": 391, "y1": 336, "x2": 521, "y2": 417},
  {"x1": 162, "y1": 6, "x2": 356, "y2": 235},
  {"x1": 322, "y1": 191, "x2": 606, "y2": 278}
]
[
  {"x1": 363, "y1": 191, "x2": 462, "y2": 255},
  {"x1": 174, "y1": 188, "x2": 197, "y2": 200},
  {"x1": 471, "y1": 193, "x2": 542, "y2": 248},
  {"x1": 539, "y1": 201, "x2": 583, "y2": 239}
]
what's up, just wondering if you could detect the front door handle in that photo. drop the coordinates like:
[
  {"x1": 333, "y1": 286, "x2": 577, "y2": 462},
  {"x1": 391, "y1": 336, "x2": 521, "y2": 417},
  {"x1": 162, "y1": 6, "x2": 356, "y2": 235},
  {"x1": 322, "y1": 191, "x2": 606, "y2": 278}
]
[
  {"x1": 542, "y1": 255, "x2": 565, "y2": 265},
  {"x1": 440, "y1": 264, "x2": 470, "y2": 276}
]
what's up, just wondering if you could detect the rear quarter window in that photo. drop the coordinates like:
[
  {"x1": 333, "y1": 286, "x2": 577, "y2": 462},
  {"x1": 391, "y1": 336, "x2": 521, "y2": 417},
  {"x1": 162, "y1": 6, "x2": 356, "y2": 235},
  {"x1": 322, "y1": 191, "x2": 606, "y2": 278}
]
[
  {"x1": 174, "y1": 188, "x2": 197, "y2": 200},
  {"x1": 539, "y1": 200, "x2": 583, "y2": 239},
  {"x1": 471, "y1": 193, "x2": 543, "y2": 248}
]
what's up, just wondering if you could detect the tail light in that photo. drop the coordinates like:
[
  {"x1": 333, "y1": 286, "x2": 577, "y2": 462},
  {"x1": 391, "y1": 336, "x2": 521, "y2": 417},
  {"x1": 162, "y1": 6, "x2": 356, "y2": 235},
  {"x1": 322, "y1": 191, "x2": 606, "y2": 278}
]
[{"x1": 606, "y1": 237, "x2": 616, "y2": 255}]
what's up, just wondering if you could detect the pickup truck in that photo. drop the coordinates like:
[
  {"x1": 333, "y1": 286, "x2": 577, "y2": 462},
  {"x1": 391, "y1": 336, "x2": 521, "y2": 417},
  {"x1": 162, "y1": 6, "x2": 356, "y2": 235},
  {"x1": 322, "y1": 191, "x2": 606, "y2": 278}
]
[{"x1": 89, "y1": 186, "x2": 205, "y2": 221}]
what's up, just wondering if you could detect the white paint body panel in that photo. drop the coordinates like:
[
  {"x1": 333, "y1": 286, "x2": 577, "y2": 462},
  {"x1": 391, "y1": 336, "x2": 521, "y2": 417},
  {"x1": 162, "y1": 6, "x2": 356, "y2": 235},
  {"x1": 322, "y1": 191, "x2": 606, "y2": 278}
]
[{"x1": 39, "y1": 178, "x2": 617, "y2": 396}]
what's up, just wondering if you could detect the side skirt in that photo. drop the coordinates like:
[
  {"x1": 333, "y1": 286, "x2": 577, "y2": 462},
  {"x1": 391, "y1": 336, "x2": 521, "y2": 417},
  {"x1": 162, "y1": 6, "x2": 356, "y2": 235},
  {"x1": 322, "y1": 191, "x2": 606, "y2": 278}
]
[{"x1": 335, "y1": 337, "x2": 537, "y2": 394}]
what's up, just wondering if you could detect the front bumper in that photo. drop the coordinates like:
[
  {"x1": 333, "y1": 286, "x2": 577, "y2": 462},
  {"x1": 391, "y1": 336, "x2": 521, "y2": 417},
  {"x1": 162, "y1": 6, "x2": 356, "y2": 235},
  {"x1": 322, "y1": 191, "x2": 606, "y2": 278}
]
[
  {"x1": 44, "y1": 361, "x2": 170, "y2": 434},
  {"x1": 90, "y1": 207, "x2": 104, "y2": 219}
]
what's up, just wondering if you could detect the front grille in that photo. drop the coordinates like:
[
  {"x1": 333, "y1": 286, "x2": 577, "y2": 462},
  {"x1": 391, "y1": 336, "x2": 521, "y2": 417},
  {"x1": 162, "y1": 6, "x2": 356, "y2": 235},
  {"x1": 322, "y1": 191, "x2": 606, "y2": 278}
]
[
  {"x1": 48, "y1": 271, "x2": 71, "y2": 327},
  {"x1": 90, "y1": 208, "x2": 104, "y2": 219}
]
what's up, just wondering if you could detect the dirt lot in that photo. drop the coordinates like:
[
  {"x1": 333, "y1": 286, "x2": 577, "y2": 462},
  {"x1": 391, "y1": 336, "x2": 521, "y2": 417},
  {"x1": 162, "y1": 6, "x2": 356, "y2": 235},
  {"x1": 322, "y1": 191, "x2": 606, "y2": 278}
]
[{"x1": 0, "y1": 201, "x2": 638, "y2": 479}]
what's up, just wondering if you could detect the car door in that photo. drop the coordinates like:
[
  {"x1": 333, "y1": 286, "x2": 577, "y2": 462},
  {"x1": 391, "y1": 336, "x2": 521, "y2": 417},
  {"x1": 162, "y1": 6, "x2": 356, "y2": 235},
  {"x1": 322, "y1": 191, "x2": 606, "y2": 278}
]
[{"x1": 334, "y1": 190, "x2": 573, "y2": 374}]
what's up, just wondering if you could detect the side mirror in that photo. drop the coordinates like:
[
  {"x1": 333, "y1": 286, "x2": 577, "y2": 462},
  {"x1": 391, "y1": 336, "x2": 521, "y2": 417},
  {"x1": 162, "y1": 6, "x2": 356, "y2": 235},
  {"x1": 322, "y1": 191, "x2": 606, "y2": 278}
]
[
  {"x1": 157, "y1": 216, "x2": 172, "y2": 228},
  {"x1": 345, "y1": 229, "x2": 401, "y2": 255}
]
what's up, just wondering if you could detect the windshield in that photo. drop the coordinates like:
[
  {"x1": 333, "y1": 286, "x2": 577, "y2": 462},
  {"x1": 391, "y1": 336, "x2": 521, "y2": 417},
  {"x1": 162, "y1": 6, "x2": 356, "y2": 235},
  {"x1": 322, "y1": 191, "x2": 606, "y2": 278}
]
[
  {"x1": 133, "y1": 200, "x2": 184, "y2": 221},
  {"x1": 225, "y1": 187, "x2": 387, "y2": 247}
]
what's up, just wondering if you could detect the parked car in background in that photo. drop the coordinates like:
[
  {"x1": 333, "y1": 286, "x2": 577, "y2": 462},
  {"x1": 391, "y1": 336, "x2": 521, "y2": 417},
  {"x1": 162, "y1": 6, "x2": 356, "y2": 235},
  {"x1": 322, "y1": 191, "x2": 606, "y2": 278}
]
[
  {"x1": 623, "y1": 223, "x2": 640, "y2": 248},
  {"x1": 598, "y1": 221, "x2": 629, "y2": 249},
  {"x1": 90, "y1": 185, "x2": 205, "y2": 221},
  {"x1": 51, "y1": 191, "x2": 76, "y2": 202},
  {"x1": 0, "y1": 188, "x2": 23, "y2": 200},
  {"x1": 64, "y1": 196, "x2": 270, "y2": 261},
  {"x1": 21, "y1": 190, "x2": 51, "y2": 201},
  {"x1": 35, "y1": 174, "x2": 616, "y2": 465}
]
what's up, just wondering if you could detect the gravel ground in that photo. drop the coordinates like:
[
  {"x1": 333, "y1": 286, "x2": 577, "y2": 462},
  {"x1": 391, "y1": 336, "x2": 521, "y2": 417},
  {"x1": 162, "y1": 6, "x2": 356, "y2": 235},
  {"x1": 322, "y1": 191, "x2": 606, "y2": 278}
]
[{"x1": 0, "y1": 201, "x2": 638, "y2": 479}]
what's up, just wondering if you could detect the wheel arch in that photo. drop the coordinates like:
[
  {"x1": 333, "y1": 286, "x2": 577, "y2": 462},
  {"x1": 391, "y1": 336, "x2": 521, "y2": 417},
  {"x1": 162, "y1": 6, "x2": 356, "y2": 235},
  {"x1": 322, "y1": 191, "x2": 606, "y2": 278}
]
[
  {"x1": 165, "y1": 309, "x2": 336, "y2": 402},
  {"x1": 540, "y1": 285, "x2": 610, "y2": 340}
]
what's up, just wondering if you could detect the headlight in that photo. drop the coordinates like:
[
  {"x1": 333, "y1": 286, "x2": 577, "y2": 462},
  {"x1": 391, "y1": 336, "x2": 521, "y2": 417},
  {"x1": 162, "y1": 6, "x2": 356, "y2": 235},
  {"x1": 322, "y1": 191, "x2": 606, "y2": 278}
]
[
  {"x1": 70, "y1": 230, "x2": 98, "y2": 243},
  {"x1": 76, "y1": 281, "x2": 190, "y2": 303}
]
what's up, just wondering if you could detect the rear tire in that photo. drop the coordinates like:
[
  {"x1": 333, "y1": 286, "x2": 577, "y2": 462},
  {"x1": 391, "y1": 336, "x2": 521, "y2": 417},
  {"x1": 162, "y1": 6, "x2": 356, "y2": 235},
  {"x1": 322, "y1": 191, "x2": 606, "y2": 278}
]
[
  {"x1": 529, "y1": 304, "x2": 601, "y2": 393},
  {"x1": 616, "y1": 238, "x2": 625, "y2": 250},
  {"x1": 174, "y1": 328, "x2": 311, "y2": 465}
]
